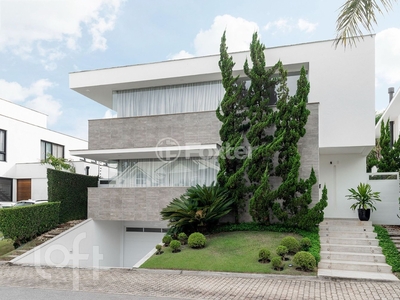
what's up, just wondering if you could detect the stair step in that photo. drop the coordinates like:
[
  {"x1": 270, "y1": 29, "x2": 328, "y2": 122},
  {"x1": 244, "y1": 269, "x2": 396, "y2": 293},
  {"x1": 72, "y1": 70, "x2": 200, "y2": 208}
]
[
  {"x1": 319, "y1": 225, "x2": 374, "y2": 233},
  {"x1": 321, "y1": 218, "x2": 372, "y2": 226},
  {"x1": 318, "y1": 269, "x2": 399, "y2": 281},
  {"x1": 320, "y1": 251, "x2": 386, "y2": 263},
  {"x1": 318, "y1": 259, "x2": 392, "y2": 273},
  {"x1": 319, "y1": 231, "x2": 377, "y2": 239},
  {"x1": 320, "y1": 244, "x2": 382, "y2": 254},
  {"x1": 320, "y1": 237, "x2": 379, "y2": 246}
]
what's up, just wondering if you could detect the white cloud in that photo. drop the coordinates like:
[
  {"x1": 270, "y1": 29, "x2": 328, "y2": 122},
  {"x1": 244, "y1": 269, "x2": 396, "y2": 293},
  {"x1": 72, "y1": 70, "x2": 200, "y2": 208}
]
[
  {"x1": 169, "y1": 50, "x2": 194, "y2": 60},
  {"x1": 264, "y1": 18, "x2": 318, "y2": 34},
  {"x1": 25, "y1": 95, "x2": 63, "y2": 126},
  {"x1": 103, "y1": 109, "x2": 117, "y2": 118},
  {"x1": 297, "y1": 19, "x2": 318, "y2": 33},
  {"x1": 0, "y1": 79, "x2": 62, "y2": 125},
  {"x1": 376, "y1": 28, "x2": 400, "y2": 85},
  {"x1": 264, "y1": 18, "x2": 293, "y2": 33},
  {"x1": 0, "y1": 0, "x2": 122, "y2": 68},
  {"x1": 170, "y1": 15, "x2": 258, "y2": 59}
]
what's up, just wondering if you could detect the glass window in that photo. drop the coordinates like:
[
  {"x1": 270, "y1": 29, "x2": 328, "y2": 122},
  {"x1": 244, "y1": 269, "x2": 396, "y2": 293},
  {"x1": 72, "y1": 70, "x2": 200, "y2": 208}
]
[
  {"x1": 0, "y1": 129, "x2": 6, "y2": 162},
  {"x1": 0, "y1": 177, "x2": 12, "y2": 202},
  {"x1": 114, "y1": 157, "x2": 219, "y2": 188},
  {"x1": 41, "y1": 140, "x2": 65, "y2": 160}
]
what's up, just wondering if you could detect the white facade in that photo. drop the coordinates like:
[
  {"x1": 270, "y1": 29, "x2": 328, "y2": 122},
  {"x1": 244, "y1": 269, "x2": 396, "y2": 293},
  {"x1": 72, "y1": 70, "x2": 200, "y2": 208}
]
[
  {"x1": 14, "y1": 36, "x2": 397, "y2": 270},
  {"x1": 0, "y1": 98, "x2": 116, "y2": 203}
]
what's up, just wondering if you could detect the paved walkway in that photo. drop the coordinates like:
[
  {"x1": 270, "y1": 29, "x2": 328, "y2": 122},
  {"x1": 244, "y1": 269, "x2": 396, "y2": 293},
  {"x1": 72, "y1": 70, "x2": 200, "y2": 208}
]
[{"x1": 0, "y1": 264, "x2": 399, "y2": 299}]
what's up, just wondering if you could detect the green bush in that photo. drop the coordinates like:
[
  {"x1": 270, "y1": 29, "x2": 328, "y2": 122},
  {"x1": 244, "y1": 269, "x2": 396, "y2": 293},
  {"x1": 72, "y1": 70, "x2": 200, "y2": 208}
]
[
  {"x1": 293, "y1": 251, "x2": 316, "y2": 271},
  {"x1": 374, "y1": 225, "x2": 400, "y2": 272},
  {"x1": 0, "y1": 202, "x2": 60, "y2": 247},
  {"x1": 170, "y1": 240, "x2": 181, "y2": 253},
  {"x1": 300, "y1": 237, "x2": 312, "y2": 251},
  {"x1": 47, "y1": 169, "x2": 98, "y2": 223},
  {"x1": 280, "y1": 236, "x2": 300, "y2": 254},
  {"x1": 155, "y1": 244, "x2": 163, "y2": 255},
  {"x1": 160, "y1": 182, "x2": 233, "y2": 234},
  {"x1": 276, "y1": 245, "x2": 288, "y2": 259},
  {"x1": 188, "y1": 232, "x2": 206, "y2": 248},
  {"x1": 271, "y1": 256, "x2": 283, "y2": 270},
  {"x1": 162, "y1": 235, "x2": 172, "y2": 246},
  {"x1": 258, "y1": 248, "x2": 271, "y2": 262},
  {"x1": 178, "y1": 232, "x2": 188, "y2": 244}
]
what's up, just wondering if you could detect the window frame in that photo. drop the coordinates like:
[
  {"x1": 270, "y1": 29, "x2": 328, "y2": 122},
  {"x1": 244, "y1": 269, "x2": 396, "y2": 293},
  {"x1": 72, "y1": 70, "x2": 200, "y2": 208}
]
[
  {"x1": 0, "y1": 129, "x2": 6, "y2": 162},
  {"x1": 41, "y1": 140, "x2": 65, "y2": 160}
]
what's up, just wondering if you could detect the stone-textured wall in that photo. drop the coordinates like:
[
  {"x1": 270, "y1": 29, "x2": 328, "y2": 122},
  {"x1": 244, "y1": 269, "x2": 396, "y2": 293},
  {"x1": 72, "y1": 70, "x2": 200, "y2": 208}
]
[
  {"x1": 88, "y1": 111, "x2": 221, "y2": 150},
  {"x1": 88, "y1": 187, "x2": 188, "y2": 221},
  {"x1": 88, "y1": 104, "x2": 319, "y2": 222}
]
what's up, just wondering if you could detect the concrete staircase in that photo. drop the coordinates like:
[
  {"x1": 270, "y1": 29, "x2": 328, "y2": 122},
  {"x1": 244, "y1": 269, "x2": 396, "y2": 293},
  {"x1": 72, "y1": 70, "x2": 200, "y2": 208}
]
[{"x1": 318, "y1": 218, "x2": 399, "y2": 281}]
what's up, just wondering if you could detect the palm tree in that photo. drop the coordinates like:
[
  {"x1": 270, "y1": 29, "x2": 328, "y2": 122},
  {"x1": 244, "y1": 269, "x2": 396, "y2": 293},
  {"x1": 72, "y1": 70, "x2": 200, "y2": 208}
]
[{"x1": 335, "y1": 0, "x2": 397, "y2": 48}]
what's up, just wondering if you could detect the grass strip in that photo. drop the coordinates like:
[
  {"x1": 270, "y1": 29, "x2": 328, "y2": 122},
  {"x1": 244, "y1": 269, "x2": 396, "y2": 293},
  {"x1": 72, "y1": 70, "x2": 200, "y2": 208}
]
[{"x1": 374, "y1": 225, "x2": 400, "y2": 272}]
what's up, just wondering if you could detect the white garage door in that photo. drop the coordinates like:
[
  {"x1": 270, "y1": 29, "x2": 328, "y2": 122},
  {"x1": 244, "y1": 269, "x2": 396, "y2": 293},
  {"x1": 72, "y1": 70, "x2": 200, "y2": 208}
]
[{"x1": 123, "y1": 228, "x2": 166, "y2": 268}]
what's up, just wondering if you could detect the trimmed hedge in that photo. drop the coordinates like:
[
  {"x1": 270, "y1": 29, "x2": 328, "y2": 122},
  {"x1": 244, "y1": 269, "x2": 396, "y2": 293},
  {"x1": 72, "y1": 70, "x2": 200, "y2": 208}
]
[
  {"x1": 0, "y1": 202, "x2": 60, "y2": 246},
  {"x1": 47, "y1": 169, "x2": 98, "y2": 223}
]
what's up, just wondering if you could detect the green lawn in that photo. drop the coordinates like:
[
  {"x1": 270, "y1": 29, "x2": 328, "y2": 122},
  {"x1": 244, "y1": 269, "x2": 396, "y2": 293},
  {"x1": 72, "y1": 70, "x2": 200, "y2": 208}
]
[{"x1": 141, "y1": 231, "x2": 316, "y2": 276}]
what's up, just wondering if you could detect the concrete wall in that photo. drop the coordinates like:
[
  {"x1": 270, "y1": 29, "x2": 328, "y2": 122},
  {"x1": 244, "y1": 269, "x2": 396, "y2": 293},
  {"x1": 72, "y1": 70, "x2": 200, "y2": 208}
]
[
  {"x1": 88, "y1": 187, "x2": 188, "y2": 221},
  {"x1": 88, "y1": 111, "x2": 221, "y2": 150}
]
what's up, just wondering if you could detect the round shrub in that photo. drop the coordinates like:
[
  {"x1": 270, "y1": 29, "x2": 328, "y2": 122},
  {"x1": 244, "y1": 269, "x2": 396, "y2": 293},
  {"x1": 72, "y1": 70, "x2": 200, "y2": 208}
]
[
  {"x1": 188, "y1": 232, "x2": 206, "y2": 248},
  {"x1": 271, "y1": 256, "x2": 283, "y2": 270},
  {"x1": 258, "y1": 248, "x2": 271, "y2": 263},
  {"x1": 162, "y1": 235, "x2": 172, "y2": 246},
  {"x1": 293, "y1": 251, "x2": 316, "y2": 271},
  {"x1": 276, "y1": 245, "x2": 288, "y2": 259},
  {"x1": 170, "y1": 240, "x2": 181, "y2": 253},
  {"x1": 155, "y1": 244, "x2": 163, "y2": 255},
  {"x1": 280, "y1": 236, "x2": 300, "y2": 254},
  {"x1": 300, "y1": 237, "x2": 312, "y2": 251},
  {"x1": 178, "y1": 232, "x2": 188, "y2": 244}
]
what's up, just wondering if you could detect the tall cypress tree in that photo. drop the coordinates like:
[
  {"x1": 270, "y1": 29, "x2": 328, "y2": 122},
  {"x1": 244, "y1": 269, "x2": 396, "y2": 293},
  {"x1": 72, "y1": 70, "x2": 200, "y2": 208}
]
[
  {"x1": 375, "y1": 120, "x2": 400, "y2": 172},
  {"x1": 243, "y1": 33, "x2": 281, "y2": 223},
  {"x1": 272, "y1": 66, "x2": 322, "y2": 227},
  {"x1": 216, "y1": 31, "x2": 247, "y2": 222}
]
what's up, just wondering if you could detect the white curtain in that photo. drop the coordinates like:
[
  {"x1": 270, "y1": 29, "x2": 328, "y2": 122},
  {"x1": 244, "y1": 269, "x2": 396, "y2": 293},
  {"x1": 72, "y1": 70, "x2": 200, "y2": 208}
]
[
  {"x1": 113, "y1": 81, "x2": 224, "y2": 117},
  {"x1": 113, "y1": 157, "x2": 219, "y2": 187}
]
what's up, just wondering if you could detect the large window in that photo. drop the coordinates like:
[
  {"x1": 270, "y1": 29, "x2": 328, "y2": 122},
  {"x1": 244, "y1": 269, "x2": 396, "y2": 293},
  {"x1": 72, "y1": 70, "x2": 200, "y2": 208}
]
[
  {"x1": 113, "y1": 81, "x2": 224, "y2": 118},
  {"x1": 41, "y1": 140, "x2": 64, "y2": 160},
  {"x1": 0, "y1": 129, "x2": 6, "y2": 162},
  {"x1": 0, "y1": 177, "x2": 12, "y2": 202},
  {"x1": 113, "y1": 157, "x2": 219, "y2": 188}
]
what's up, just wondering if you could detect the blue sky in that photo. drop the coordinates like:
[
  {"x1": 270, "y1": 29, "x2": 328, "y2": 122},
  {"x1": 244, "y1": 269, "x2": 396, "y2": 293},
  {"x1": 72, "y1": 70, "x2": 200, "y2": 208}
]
[{"x1": 0, "y1": 0, "x2": 399, "y2": 140}]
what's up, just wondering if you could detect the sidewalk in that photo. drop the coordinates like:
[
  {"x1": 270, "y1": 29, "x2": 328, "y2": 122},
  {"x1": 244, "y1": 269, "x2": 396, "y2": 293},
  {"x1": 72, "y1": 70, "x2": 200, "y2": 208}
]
[{"x1": 0, "y1": 264, "x2": 399, "y2": 299}]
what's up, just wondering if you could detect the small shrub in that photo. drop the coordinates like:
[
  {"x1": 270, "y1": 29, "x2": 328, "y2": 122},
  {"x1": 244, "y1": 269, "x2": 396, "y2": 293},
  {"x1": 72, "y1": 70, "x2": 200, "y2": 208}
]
[
  {"x1": 155, "y1": 244, "x2": 163, "y2": 255},
  {"x1": 258, "y1": 248, "x2": 271, "y2": 263},
  {"x1": 188, "y1": 232, "x2": 206, "y2": 248},
  {"x1": 170, "y1": 240, "x2": 181, "y2": 253},
  {"x1": 280, "y1": 236, "x2": 300, "y2": 254},
  {"x1": 293, "y1": 251, "x2": 316, "y2": 271},
  {"x1": 300, "y1": 237, "x2": 312, "y2": 251},
  {"x1": 162, "y1": 235, "x2": 172, "y2": 247},
  {"x1": 271, "y1": 256, "x2": 284, "y2": 270},
  {"x1": 276, "y1": 245, "x2": 288, "y2": 260},
  {"x1": 178, "y1": 232, "x2": 188, "y2": 244}
]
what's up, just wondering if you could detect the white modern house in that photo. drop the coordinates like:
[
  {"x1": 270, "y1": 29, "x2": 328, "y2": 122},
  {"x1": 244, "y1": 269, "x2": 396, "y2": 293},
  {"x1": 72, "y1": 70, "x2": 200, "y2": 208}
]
[
  {"x1": 12, "y1": 36, "x2": 400, "y2": 269},
  {"x1": 0, "y1": 98, "x2": 116, "y2": 204}
]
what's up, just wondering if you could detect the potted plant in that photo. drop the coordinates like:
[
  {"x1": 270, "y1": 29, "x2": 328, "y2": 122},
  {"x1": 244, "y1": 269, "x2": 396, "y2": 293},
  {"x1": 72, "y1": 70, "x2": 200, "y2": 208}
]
[{"x1": 346, "y1": 183, "x2": 381, "y2": 221}]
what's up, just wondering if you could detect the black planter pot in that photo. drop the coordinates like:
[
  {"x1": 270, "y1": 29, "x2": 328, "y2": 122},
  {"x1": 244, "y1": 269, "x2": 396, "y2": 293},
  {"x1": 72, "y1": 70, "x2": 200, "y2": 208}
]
[{"x1": 358, "y1": 208, "x2": 371, "y2": 221}]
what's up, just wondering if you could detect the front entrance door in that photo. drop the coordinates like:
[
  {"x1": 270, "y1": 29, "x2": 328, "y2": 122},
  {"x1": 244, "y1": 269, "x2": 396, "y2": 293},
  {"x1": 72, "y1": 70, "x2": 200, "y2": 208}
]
[{"x1": 17, "y1": 179, "x2": 31, "y2": 201}]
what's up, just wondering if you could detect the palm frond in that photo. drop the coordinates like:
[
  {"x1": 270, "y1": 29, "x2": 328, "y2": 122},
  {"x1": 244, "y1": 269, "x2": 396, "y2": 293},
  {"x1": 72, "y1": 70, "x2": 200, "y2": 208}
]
[{"x1": 334, "y1": 0, "x2": 397, "y2": 48}]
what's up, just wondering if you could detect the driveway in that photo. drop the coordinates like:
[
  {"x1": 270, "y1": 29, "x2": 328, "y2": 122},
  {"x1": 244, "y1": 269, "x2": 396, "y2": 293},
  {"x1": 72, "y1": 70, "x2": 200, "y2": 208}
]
[{"x1": 0, "y1": 264, "x2": 399, "y2": 299}]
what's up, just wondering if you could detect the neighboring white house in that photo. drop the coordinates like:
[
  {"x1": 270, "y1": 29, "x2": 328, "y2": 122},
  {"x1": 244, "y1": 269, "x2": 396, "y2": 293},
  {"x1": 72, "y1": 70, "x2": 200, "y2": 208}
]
[
  {"x1": 12, "y1": 36, "x2": 400, "y2": 269},
  {"x1": 0, "y1": 97, "x2": 116, "y2": 204}
]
